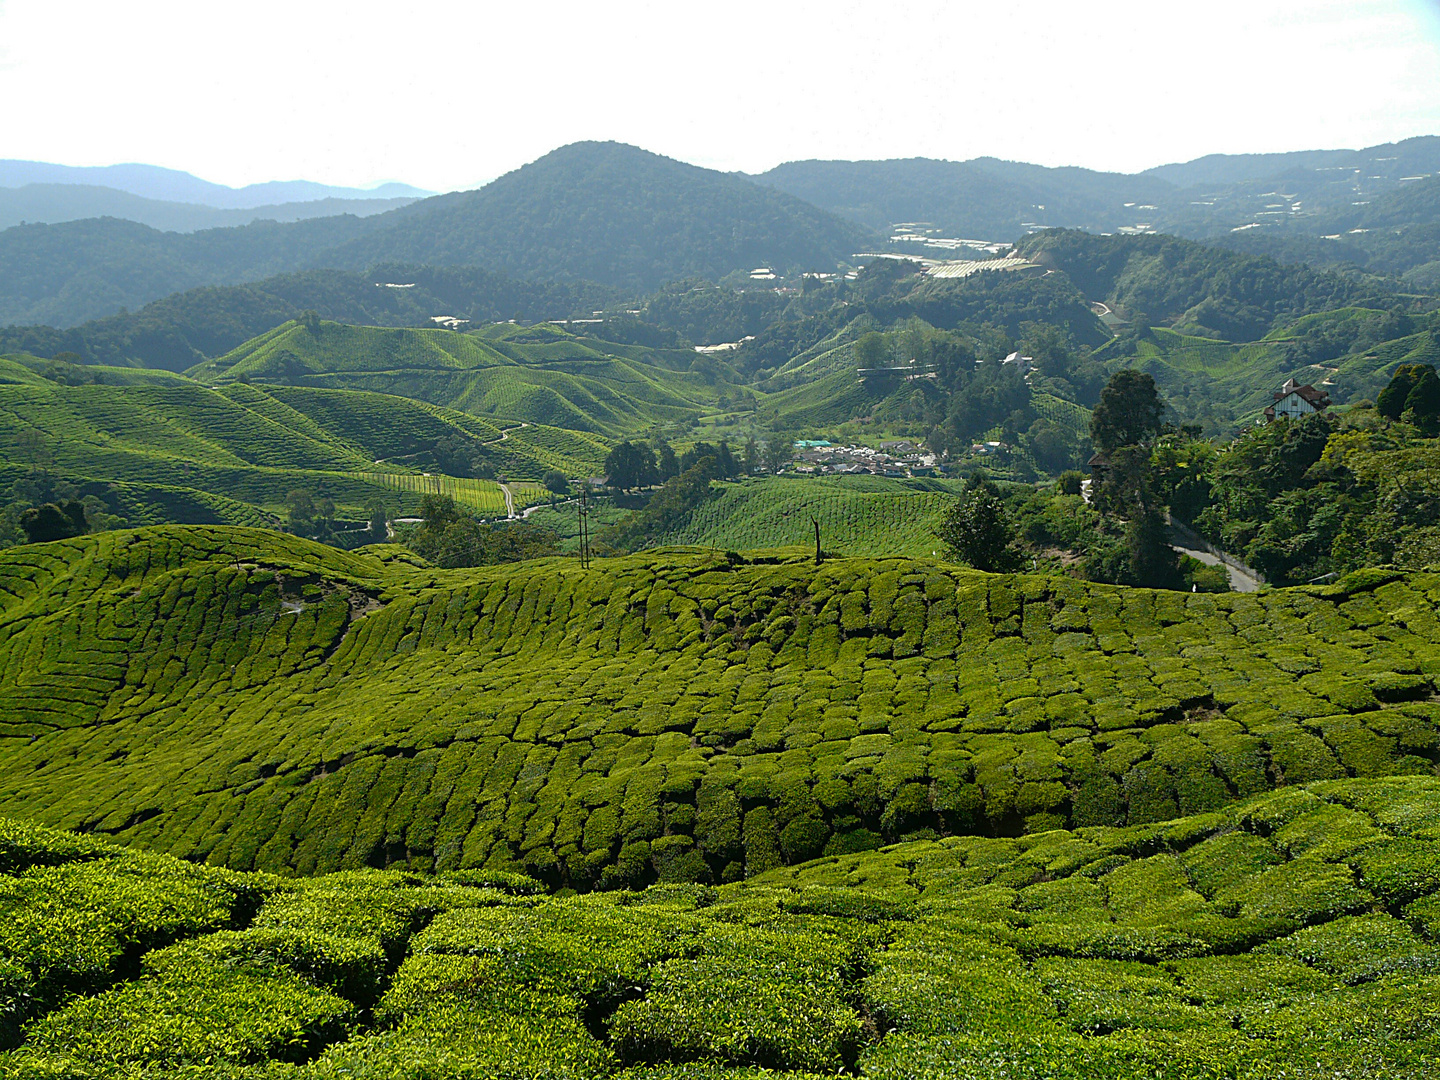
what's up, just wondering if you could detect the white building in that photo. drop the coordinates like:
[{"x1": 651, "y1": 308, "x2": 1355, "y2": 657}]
[{"x1": 1264, "y1": 378, "x2": 1330, "y2": 422}]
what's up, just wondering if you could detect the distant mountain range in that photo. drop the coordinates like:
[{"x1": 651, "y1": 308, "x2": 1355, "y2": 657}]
[
  {"x1": 0, "y1": 184, "x2": 417, "y2": 233},
  {"x1": 0, "y1": 159, "x2": 431, "y2": 207},
  {"x1": 0, "y1": 143, "x2": 874, "y2": 326},
  {"x1": 752, "y1": 136, "x2": 1440, "y2": 244},
  {"x1": 3, "y1": 137, "x2": 1440, "y2": 330}
]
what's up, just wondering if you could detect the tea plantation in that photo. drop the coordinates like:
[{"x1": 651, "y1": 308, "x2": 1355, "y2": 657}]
[
  {"x1": 1, "y1": 773, "x2": 1439, "y2": 1078},
  {"x1": 0, "y1": 373, "x2": 608, "y2": 524},
  {"x1": 644, "y1": 475, "x2": 960, "y2": 559},
  {"x1": 190, "y1": 320, "x2": 731, "y2": 437},
  {"x1": 1, "y1": 527, "x2": 1439, "y2": 895}
]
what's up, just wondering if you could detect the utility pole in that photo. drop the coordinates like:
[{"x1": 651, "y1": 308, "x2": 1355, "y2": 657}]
[{"x1": 578, "y1": 483, "x2": 592, "y2": 569}]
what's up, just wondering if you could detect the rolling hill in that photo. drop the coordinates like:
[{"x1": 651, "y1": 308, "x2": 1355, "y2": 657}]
[
  {"x1": 1, "y1": 527, "x2": 1437, "y2": 887},
  {"x1": 0, "y1": 361, "x2": 606, "y2": 525},
  {"x1": 0, "y1": 142, "x2": 875, "y2": 328},
  {"x1": 620, "y1": 474, "x2": 961, "y2": 557},
  {"x1": 0, "y1": 184, "x2": 417, "y2": 233},
  {"x1": 0, "y1": 265, "x2": 628, "y2": 372},
  {"x1": 191, "y1": 319, "x2": 730, "y2": 436}
]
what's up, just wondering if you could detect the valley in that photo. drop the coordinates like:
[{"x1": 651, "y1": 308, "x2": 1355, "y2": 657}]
[{"x1": 3, "y1": 119, "x2": 1440, "y2": 1078}]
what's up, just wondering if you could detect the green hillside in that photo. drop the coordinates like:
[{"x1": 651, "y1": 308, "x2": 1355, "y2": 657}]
[
  {"x1": 1100, "y1": 312, "x2": 1440, "y2": 432},
  {"x1": 0, "y1": 141, "x2": 874, "y2": 328},
  {"x1": 0, "y1": 266, "x2": 628, "y2": 371},
  {"x1": 1, "y1": 528, "x2": 1438, "y2": 891},
  {"x1": 192, "y1": 320, "x2": 728, "y2": 437},
  {"x1": 0, "y1": 373, "x2": 608, "y2": 532},
  {"x1": 2, "y1": 776, "x2": 1439, "y2": 1077},
  {"x1": 637, "y1": 475, "x2": 959, "y2": 558}
]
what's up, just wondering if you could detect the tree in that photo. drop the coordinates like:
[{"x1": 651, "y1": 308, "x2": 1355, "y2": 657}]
[
  {"x1": 652, "y1": 437, "x2": 679, "y2": 482},
  {"x1": 1125, "y1": 506, "x2": 1183, "y2": 589},
  {"x1": 15, "y1": 429, "x2": 53, "y2": 469},
  {"x1": 1404, "y1": 366, "x2": 1440, "y2": 433},
  {"x1": 715, "y1": 440, "x2": 737, "y2": 479},
  {"x1": 604, "y1": 441, "x2": 658, "y2": 491},
  {"x1": 417, "y1": 494, "x2": 462, "y2": 533},
  {"x1": 763, "y1": 434, "x2": 792, "y2": 474},
  {"x1": 1057, "y1": 470, "x2": 1084, "y2": 496},
  {"x1": 367, "y1": 502, "x2": 388, "y2": 543},
  {"x1": 1090, "y1": 369, "x2": 1166, "y2": 454},
  {"x1": 743, "y1": 436, "x2": 759, "y2": 476},
  {"x1": 20, "y1": 501, "x2": 87, "y2": 544},
  {"x1": 286, "y1": 490, "x2": 315, "y2": 529},
  {"x1": 936, "y1": 474, "x2": 1022, "y2": 572},
  {"x1": 854, "y1": 331, "x2": 889, "y2": 368},
  {"x1": 1378, "y1": 364, "x2": 1432, "y2": 421},
  {"x1": 543, "y1": 470, "x2": 570, "y2": 496}
]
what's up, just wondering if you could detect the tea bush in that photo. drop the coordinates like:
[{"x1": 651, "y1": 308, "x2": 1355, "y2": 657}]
[
  {"x1": 1, "y1": 776, "x2": 1438, "y2": 1076},
  {"x1": 2, "y1": 527, "x2": 1440, "y2": 891}
]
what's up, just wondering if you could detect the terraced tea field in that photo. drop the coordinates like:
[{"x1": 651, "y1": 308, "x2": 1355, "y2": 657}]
[
  {"x1": 2, "y1": 775, "x2": 1438, "y2": 1077},
  {"x1": 656, "y1": 475, "x2": 958, "y2": 558},
  {"x1": 348, "y1": 472, "x2": 549, "y2": 517},
  {"x1": 191, "y1": 320, "x2": 732, "y2": 437},
  {"x1": 0, "y1": 369, "x2": 605, "y2": 526},
  {"x1": 1, "y1": 527, "x2": 1438, "y2": 893}
]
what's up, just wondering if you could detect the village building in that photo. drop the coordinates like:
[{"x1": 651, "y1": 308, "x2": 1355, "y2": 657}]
[{"x1": 1264, "y1": 378, "x2": 1330, "y2": 422}]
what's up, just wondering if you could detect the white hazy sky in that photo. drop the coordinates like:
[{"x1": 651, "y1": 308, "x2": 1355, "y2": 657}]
[{"x1": 2, "y1": 0, "x2": 1439, "y2": 193}]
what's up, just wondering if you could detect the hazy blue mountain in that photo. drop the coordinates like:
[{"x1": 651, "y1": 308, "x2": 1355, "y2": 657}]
[
  {"x1": 0, "y1": 159, "x2": 431, "y2": 207},
  {"x1": 751, "y1": 157, "x2": 1173, "y2": 238},
  {"x1": 1142, "y1": 136, "x2": 1440, "y2": 189},
  {"x1": 0, "y1": 184, "x2": 416, "y2": 232},
  {"x1": 0, "y1": 142, "x2": 874, "y2": 325}
]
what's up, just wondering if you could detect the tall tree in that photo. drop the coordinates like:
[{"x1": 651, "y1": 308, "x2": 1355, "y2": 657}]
[
  {"x1": 1090, "y1": 369, "x2": 1166, "y2": 455},
  {"x1": 1378, "y1": 364, "x2": 1431, "y2": 420}
]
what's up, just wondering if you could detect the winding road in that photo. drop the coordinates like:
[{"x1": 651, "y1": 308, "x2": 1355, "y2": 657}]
[{"x1": 1167, "y1": 519, "x2": 1262, "y2": 592}]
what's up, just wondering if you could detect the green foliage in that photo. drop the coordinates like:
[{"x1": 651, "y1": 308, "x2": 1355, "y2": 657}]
[
  {"x1": 1017, "y1": 229, "x2": 1373, "y2": 342},
  {"x1": 405, "y1": 494, "x2": 559, "y2": 569},
  {"x1": 2, "y1": 526, "x2": 1440, "y2": 894},
  {"x1": 3, "y1": 773, "x2": 1440, "y2": 1076},
  {"x1": 1090, "y1": 369, "x2": 1166, "y2": 455},
  {"x1": 600, "y1": 458, "x2": 722, "y2": 553},
  {"x1": 936, "y1": 474, "x2": 1022, "y2": 572}
]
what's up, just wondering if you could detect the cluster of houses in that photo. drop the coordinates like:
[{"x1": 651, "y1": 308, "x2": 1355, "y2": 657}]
[{"x1": 789, "y1": 439, "x2": 941, "y2": 477}]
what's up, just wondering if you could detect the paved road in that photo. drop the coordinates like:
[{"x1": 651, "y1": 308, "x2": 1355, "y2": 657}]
[
  {"x1": 1167, "y1": 520, "x2": 1262, "y2": 592},
  {"x1": 499, "y1": 484, "x2": 516, "y2": 519}
]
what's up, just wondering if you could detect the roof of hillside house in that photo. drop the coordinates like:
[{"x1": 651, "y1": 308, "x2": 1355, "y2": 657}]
[{"x1": 1276, "y1": 379, "x2": 1330, "y2": 407}]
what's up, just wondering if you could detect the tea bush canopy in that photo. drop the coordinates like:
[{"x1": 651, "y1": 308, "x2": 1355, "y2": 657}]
[
  {"x1": 2, "y1": 526, "x2": 1440, "y2": 891},
  {"x1": 2, "y1": 774, "x2": 1440, "y2": 1076}
]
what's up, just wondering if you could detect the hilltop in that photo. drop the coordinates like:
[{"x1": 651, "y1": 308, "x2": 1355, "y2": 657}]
[
  {"x1": 0, "y1": 527, "x2": 1437, "y2": 888},
  {"x1": 322, "y1": 142, "x2": 875, "y2": 291},
  {"x1": 0, "y1": 142, "x2": 874, "y2": 327}
]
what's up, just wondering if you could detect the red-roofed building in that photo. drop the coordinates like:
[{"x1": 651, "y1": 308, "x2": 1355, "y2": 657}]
[{"x1": 1264, "y1": 378, "x2": 1330, "y2": 422}]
